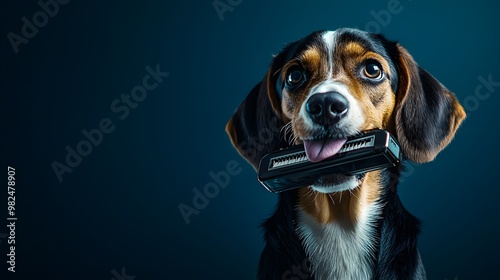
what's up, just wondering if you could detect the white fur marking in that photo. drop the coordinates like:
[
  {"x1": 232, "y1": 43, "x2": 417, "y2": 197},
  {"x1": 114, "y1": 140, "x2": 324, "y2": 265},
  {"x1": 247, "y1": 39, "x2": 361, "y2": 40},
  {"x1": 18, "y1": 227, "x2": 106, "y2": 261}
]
[
  {"x1": 311, "y1": 176, "x2": 358, "y2": 193},
  {"x1": 297, "y1": 201, "x2": 382, "y2": 280},
  {"x1": 322, "y1": 31, "x2": 336, "y2": 77},
  {"x1": 296, "y1": 31, "x2": 382, "y2": 279}
]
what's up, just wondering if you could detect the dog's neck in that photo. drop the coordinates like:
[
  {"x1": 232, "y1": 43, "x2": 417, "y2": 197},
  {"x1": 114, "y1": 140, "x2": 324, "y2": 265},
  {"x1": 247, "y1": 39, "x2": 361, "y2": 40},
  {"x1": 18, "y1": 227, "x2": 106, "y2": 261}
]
[
  {"x1": 296, "y1": 171, "x2": 384, "y2": 280},
  {"x1": 298, "y1": 171, "x2": 382, "y2": 225}
]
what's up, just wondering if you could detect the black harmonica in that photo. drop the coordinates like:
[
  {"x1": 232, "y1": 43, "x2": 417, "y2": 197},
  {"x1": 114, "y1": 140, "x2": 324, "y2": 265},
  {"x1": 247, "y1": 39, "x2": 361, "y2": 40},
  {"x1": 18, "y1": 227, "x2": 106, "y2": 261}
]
[{"x1": 258, "y1": 129, "x2": 401, "y2": 193}]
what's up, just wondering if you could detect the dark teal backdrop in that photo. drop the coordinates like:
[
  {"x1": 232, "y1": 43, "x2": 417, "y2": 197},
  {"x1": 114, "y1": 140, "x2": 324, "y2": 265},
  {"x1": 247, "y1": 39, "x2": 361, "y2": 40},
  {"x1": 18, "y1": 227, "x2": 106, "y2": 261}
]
[{"x1": 2, "y1": 0, "x2": 499, "y2": 279}]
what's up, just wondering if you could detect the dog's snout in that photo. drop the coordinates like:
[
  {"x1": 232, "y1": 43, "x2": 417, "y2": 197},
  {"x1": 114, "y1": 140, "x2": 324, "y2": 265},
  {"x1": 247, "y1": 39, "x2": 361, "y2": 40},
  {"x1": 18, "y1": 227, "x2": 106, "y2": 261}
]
[{"x1": 306, "y1": 91, "x2": 349, "y2": 125}]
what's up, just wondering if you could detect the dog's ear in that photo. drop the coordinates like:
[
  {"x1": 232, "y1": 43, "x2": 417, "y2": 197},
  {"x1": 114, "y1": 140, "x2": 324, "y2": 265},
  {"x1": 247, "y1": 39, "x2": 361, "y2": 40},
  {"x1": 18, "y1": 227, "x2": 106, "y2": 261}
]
[
  {"x1": 392, "y1": 45, "x2": 466, "y2": 163},
  {"x1": 225, "y1": 45, "x2": 295, "y2": 170}
]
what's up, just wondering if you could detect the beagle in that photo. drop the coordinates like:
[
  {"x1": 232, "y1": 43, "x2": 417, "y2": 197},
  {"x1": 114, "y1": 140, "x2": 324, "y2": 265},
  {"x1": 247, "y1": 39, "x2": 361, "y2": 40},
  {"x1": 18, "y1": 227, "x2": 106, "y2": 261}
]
[{"x1": 226, "y1": 28, "x2": 465, "y2": 280}]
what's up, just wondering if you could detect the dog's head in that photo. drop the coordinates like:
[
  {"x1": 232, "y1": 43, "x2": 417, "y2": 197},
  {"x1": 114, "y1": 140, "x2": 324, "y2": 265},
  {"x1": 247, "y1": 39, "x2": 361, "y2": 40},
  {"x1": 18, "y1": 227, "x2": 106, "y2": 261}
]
[{"x1": 226, "y1": 28, "x2": 465, "y2": 193}]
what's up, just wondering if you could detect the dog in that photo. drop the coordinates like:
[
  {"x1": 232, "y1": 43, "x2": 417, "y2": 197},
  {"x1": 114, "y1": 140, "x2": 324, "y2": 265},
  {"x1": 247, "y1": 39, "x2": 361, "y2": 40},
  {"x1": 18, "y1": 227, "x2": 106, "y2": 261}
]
[{"x1": 225, "y1": 28, "x2": 465, "y2": 280}]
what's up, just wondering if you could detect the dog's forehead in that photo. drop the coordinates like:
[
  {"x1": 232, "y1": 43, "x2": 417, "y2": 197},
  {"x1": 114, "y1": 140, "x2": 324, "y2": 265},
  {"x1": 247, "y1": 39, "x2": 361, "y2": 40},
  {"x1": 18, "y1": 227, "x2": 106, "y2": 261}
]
[
  {"x1": 277, "y1": 29, "x2": 398, "y2": 92},
  {"x1": 335, "y1": 29, "x2": 388, "y2": 53},
  {"x1": 297, "y1": 29, "x2": 390, "y2": 59}
]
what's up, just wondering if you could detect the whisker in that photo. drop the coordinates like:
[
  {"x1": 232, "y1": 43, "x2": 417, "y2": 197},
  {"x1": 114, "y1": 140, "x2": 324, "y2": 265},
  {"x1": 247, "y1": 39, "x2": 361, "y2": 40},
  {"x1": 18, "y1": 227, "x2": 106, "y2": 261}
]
[
  {"x1": 280, "y1": 122, "x2": 291, "y2": 134},
  {"x1": 328, "y1": 193, "x2": 336, "y2": 205},
  {"x1": 280, "y1": 122, "x2": 296, "y2": 145},
  {"x1": 272, "y1": 67, "x2": 282, "y2": 77},
  {"x1": 305, "y1": 188, "x2": 314, "y2": 198},
  {"x1": 288, "y1": 131, "x2": 295, "y2": 145},
  {"x1": 349, "y1": 189, "x2": 359, "y2": 199}
]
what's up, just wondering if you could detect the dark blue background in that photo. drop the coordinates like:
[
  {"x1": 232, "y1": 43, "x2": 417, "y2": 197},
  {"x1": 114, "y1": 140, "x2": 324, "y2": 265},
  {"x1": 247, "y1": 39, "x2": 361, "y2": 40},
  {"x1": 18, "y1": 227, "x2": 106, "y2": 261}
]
[{"x1": 2, "y1": 0, "x2": 499, "y2": 279}]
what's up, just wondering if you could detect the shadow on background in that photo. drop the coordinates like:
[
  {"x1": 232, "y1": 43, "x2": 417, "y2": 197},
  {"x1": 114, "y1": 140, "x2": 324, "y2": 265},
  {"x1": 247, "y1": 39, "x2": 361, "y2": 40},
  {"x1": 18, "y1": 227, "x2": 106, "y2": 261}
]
[{"x1": 1, "y1": 0, "x2": 499, "y2": 279}]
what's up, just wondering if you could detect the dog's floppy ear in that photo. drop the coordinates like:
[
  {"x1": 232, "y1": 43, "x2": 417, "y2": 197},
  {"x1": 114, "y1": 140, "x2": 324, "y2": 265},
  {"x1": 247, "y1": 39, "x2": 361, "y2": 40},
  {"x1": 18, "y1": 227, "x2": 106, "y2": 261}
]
[
  {"x1": 392, "y1": 45, "x2": 466, "y2": 163},
  {"x1": 225, "y1": 45, "x2": 295, "y2": 170}
]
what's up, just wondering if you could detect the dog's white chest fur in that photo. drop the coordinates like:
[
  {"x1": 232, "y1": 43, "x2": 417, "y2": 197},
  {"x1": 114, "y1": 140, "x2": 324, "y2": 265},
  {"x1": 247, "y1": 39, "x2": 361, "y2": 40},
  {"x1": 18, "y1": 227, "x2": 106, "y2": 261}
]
[{"x1": 297, "y1": 202, "x2": 381, "y2": 280}]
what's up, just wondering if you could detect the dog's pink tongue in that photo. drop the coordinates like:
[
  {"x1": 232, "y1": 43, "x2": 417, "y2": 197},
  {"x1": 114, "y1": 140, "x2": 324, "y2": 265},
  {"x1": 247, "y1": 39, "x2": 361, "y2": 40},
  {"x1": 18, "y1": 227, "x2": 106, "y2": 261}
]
[{"x1": 303, "y1": 138, "x2": 347, "y2": 163}]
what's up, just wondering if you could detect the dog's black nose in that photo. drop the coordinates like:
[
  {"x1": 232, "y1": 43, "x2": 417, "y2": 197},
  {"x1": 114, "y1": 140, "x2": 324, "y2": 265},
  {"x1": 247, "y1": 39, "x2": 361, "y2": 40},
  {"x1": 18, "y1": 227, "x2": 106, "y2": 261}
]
[{"x1": 306, "y1": 91, "x2": 349, "y2": 125}]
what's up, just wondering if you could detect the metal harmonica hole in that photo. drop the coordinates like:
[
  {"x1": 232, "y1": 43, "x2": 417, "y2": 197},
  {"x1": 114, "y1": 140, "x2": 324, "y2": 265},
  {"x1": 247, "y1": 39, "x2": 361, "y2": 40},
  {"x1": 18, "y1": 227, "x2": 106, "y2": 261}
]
[
  {"x1": 268, "y1": 135, "x2": 375, "y2": 170},
  {"x1": 270, "y1": 151, "x2": 308, "y2": 169},
  {"x1": 338, "y1": 135, "x2": 375, "y2": 153}
]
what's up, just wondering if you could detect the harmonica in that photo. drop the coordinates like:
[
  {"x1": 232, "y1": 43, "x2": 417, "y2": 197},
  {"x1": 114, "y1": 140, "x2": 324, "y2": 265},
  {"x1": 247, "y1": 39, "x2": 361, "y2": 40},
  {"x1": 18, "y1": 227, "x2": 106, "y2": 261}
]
[{"x1": 257, "y1": 129, "x2": 401, "y2": 193}]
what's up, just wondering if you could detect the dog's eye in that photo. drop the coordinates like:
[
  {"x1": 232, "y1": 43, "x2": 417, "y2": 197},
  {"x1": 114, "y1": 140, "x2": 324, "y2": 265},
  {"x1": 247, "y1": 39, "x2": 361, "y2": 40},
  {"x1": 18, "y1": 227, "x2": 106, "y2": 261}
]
[
  {"x1": 286, "y1": 69, "x2": 305, "y2": 87},
  {"x1": 363, "y1": 62, "x2": 383, "y2": 80}
]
